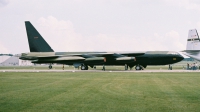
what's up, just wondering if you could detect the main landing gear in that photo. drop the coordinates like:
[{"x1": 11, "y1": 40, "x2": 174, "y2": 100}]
[
  {"x1": 124, "y1": 64, "x2": 144, "y2": 71},
  {"x1": 81, "y1": 64, "x2": 88, "y2": 70},
  {"x1": 168, "y1": 65, "x2": 172, "y2": 70},
  {"x1": 135, "y1": 65, "x2": 143, "y2": 70},
  {"x1": 49, "y1": 64, "x2": 52, "y2": 69}
]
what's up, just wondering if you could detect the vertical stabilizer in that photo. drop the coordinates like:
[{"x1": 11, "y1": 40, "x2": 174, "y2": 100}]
[
  {"x1": 25, "y1": 21, "x2": 54, "y2": 52},
  {"x1": 186, "y1": 29, "x2": 200, "y2": 50}
]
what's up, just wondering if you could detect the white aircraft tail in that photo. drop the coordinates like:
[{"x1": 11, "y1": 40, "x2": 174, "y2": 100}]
[{"x1": 186, "y1": 29, "x2": 200, "y2": 50}]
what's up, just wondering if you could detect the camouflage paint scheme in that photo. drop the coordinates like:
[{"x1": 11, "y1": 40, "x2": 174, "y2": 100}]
[{"x1": 19, "y1": 22, "x2": 184, "y2": 70}]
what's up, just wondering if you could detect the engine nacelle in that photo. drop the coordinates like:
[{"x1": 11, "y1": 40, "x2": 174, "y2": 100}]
[
  {"x1": 115, "y1": 57, "x2": 136, "y2": 63},
  {"x1": 84, "y1": 57, "x2": 105, "y2": 64},
  {"x1": 32, "y1": 57, "x2": 85, "y2": 63}
]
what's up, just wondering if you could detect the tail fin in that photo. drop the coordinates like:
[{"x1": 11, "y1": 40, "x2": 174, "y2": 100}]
[
  {"x1": 25, "y1": 21, "x2": 54, "y2": 52},
  {"x1": 186, "y1": 29, "x2": 200, "y2": 50}
]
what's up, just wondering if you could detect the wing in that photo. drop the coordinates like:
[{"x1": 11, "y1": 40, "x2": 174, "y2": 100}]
[
  {"x1": 19, "y1": 52, "x2": 60, "y2": 60},
  {"x1": 65, "y1": 52, "x2": 145, "y2": 58},
  {"x1": 119, "y1": 52, "x2": 145, "y2": 57}
]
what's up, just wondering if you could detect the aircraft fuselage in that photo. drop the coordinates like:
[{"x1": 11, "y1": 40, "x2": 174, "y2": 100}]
[{"x1": 20, "y1": 51, "x2": 184, "y2": 68}]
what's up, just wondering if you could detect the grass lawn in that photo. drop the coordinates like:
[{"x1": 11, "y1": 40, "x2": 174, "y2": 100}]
[{"x1": 0, "y1": 72, "x2": 200, "y2": 112}]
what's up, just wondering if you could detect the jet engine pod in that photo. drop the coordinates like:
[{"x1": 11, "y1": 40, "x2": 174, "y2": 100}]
[
  {"x1": 32, "y1": 56, "x2": 85, "y2": 63},
  {"x1": 84, "y1": 57, "x2": 105, "y2": 64},
  {"x1": 115, "y1": 57, "x2": 136, "y2": 63}
]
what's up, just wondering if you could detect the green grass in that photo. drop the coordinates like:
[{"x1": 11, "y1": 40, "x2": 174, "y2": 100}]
[{"x1": 0, "y1": 72, "x2": 200, "y2": 112}]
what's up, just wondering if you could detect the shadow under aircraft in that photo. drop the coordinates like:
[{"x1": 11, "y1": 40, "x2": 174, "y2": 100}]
[{"x1": 19, "y1": 21, "x2": 184, "y2": 70}]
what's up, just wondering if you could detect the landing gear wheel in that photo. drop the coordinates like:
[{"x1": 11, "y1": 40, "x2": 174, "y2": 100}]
[
  {"x1": 81, "y1": 65, "x2": 85, "y2": 70},
  {"x1": 85, "y1": 66, "x2": 88, "y2": 70},
  {"x1": 49, "y1": 65, "x2": 52, "y2": 69},
  {"x1": 81, "y1": 65, "x2": 88, "y2": 70},
  {"x1": 135, "y1": 65, "x2": 141, "y2": 70}
]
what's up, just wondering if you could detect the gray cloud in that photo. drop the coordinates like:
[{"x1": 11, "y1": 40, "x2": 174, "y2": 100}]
[{"x1": 0, "y1": 0, "x2": 9, "y2": 7}]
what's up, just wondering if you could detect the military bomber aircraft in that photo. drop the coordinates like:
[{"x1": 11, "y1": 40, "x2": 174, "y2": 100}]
[{"x1": 19, "y1": 21, "x2": 184, "y2": 70}]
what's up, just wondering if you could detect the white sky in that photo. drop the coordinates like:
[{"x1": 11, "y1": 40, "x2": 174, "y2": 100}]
[{"x1": 0, "y1": 0, "x2": 200, "y2": 54}]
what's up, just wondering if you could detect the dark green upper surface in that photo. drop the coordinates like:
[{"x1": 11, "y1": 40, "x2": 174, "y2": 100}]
[{"x1": 25, "y1": 21, "x2": 54, "y2": 52}]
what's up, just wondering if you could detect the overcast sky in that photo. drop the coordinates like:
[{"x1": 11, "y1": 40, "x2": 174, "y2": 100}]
[{"x1": 1, "y1": 0, "x2": 200, "y2": 54}]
